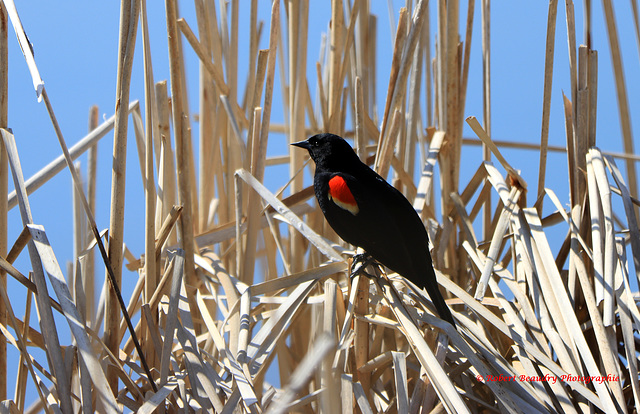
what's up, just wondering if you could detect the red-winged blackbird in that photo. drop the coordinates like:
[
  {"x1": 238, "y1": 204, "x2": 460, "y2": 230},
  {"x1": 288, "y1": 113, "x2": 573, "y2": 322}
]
[{"x1": 292, "y1": 133, "x2": 455, "y2": 326}]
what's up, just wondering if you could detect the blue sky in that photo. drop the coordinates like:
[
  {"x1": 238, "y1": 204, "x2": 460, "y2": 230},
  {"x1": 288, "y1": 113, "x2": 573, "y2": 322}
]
[{"x1": 2, "y1": 0, "x2": 639, "y2": 406}]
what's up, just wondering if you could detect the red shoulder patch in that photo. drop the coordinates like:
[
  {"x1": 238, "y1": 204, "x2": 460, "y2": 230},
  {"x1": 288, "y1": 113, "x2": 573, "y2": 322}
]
[{"x1": 328, "y1": 175, "x2": 359, "y2": 215}]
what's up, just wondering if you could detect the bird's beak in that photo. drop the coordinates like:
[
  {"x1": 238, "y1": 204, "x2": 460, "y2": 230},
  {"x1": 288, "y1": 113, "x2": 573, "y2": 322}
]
[{"x1": 291, "y1": 139, "x2": 310, "y2": 150}]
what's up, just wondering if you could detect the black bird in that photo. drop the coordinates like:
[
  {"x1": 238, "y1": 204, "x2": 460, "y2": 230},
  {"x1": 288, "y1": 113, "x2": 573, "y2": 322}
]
[{"x1": 292, "y1": 133, "x2": 455, "y2": 326}]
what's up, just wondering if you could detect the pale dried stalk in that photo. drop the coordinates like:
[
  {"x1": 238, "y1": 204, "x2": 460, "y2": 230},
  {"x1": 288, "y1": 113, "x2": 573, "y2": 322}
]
[
  {"x1": 320, "y1": 279, "x2": 340, "y2": 414},
  {"x1": 475, "y1": 186, "x2": 521, "y2": 299},
  {"x1": 288, "y1": 0, "x2": 309, "y2": 276},
  {"x1": 7, "y1": 101, "x2": 138, "y2": 211},
  {"x1": 405, "y1": 32, "x2": 423, "y2": 176},
  {"x1": 616, "y1": 238, "x2": 640, "y2": 408},
  {"x1": 105, "y1": 0, "x2": 140, "y2": 392},
  {"x1": 140, "y1": 0, "x2": 157, "y2": 371},
  {"x1": 466, "y1": 116, "x2": 527, "y2": 190},
  {"x1": 459, "y1": 0, "x2": 474, "y2": 132},
  {"x1": 354, "y1": 76, "x2": 366, "y2": 159},
  {"x1": 327, "y1": 0, "x2": 345, "y2": 132},
  {"x1": 477, "y1": 0, "x2": 493, "y2": 243},
  {"x1": 267, "y1": 334, "x2": 334, "y2": 414},
  {"x1": 165, "y1": 0, "x2": 197, "y2": 318},
  {"x1": 236, "y1": 169, "x2": 342, "y2": 262},
  {"x1": 565, "y1": 0, "x2": 578, "y2": 122},
  {"x1": 256, "y1": 0, "x2": 280, "y2": 186},
  {"x1": 241, "y1": 107, "x2": 264, "y2": 284},
  {"x1": 601, "y1": 0, "x2": 639, "y2": 207},
  {"x1": 154, "y1": 81, "x2": 177, "y2": 246},
  {"x1": 2, "y1": 130, "x2": 73, "y2": 413},
  {"x1": 376, "y1": 277, "x2": 469, "y2": 413},
  {"x1": 15, "y1": 283, "x2": 34, "y2": 411},
  {"x1": 71, "y1": 162, "x2": 84, "y2": 317},
  {"x1": 84, "y1": 106, "x2": 99, "y2": 328},
  {"x1": 586, "y1": 151, "x2": 605, "y2": 306},
  {"x1": 537, "y1": 0, "x2": 558, "y2": 212},
  {"x1": 0, "y1": 267, "x2": 48, "y2": 412},
  {"x1": 523, "y1": 208, "x2": 619, "y2": 413},
  {"x1": 353, "y1": 272, "x2": 371, "y2": 405},
  {"x1": 377, "y1": 7, "x2": 407, "y2": 147},
  {"x1": 30, "y1": 225, "x2": 120, "y2": 412},
  {"x1": 463, "y1": 137, "x2": 640, "y2": 165},
  {"x1": 605, "y1": 156, "x2": 640, "y2": 288},
  {"x1": 0, "y1": 1, "x2": 7, "y2": 401},
  {"x1": 374, "y1": 108, "x2": 402, "y2": 178},
  {"x1": 177, "y1": 18, "x2": 246, "y2": 141},
  {"x1": 194, "y1": 0, "x2": 216, "y2": 234},
  {"x1": 445, "y1": 0, "x2": 460, "y2": 192},
  {"x1": 480, "y1": 0, "x2": 490, "y2": 141},
  {"x1": 556, "y1": 199, "x2": 626, "y2": 407}
]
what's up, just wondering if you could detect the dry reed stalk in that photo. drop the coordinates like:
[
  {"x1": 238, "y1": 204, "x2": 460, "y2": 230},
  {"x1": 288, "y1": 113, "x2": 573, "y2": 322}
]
[
  {"x1": 0, "y1": 0, "x2": 7, "y2": 402},
  {"x1": 0, "y1": 270, "x2": 46, "y2": 412},
  {"x1": 587, "y1": 151, "x2": 606, "y2": 309},
  {"x1": 130, "y1": 108, "x2": 147, "y2": 183},
  {"x1": 154, "y1": 81, "x2": 178, "y2": 247},
  {"x1": 176, "y1": 17, "x2": 200, "y2": 242},
  {"x1": 71, "y1": 161, "x2": 84, "y2": 317},
  {"x1": 165, "y1": 0, "x2": 198, "y2": 331},
  {"x1": 459, "y1": 0, "x2": 474, "y2": 124},
  {"x1": 536, "y1": 0, "x2": 558, "y2": 213},
  {"x1": 194, "y1": 0, "x2": 216, "y2": 235},
  {"x1": 288, "y1": 0, "x2": 309, "y2": 277},
  {"x1": 435, "y1": 0, "x2": 463, "y2": 279},
  {"x1": 633, "y1": 0, "x2": 640, "y2": 58},
  {"x1": 377, "y1": 7, "x2": 407, "y2": 150},
  {"x1": 601, "y1": 0, "x2": 639, "y2": 209},
  {"x1": 566, "y1": 0, "x2": 578, "y2": 123},
  {"x1": 352, "y1": 74, "x2": 371, "y2": 410},
  {"x1": 243, "y1": 0, "x2": 260, "y2": 113},
  {"x1": 238, "y1": 50, "x2": 268, "y2": 280},
  {"x1": 549, "y1": 187, "x2": 626, "y2": 405},
  {"x1": 255, "y1": 1, "x2": 279, "y2": 198},
  {"x1": 605, "y1": 156, "x2": 640, "y2": 288},
  {"x1": 466, "y1": 116, "x2": 526, "y2": 190},
  {"x1": 2, "y1": 130, "x2": 73, "y2": 413},
  {"x1": 405, "y1": 24, "x2": 423, "y2": 180},
  {"x1": 104, "y1": 0, "x2": 140, "y2": 393},
  {"x1": 320, "y1": 279, "x2": 340, "y2": 414},
  {"x1": 10, "y1": 11, "x2": 158, "y2": 407},
  {"x1": 84, "y1": 106, "x2": 99, "y2": 328},
  {"x1": 587, "y1": 49, "x2": 598, "y2": 147},
  {"x1": 241, "y1": 107, "x2": 265, "y2": 285},
  {"x1": 327, "y1": 0, "x2": 345, "y2": 133},
  {"x1": 6, "y1": 101, "x2": 137, "y2": 211},
  {"x1": 139, "y1": 0, "x2": 158, "y2": 374},
  {"x1": 480, "y1": 0, "x2": 492, "y2": 240},
  {"x1": 30, "y1": 225, "x2": 120, "y2": 412},
  {"x1": 14, "y1": 278, "x2": 33, "y2": 412},
  {"x1": 445, "y1": 0, "x2": 460, "y2": 191}
]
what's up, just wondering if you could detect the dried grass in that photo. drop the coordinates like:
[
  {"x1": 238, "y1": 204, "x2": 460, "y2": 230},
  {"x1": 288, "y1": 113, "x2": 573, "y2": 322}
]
[{"x1": 0, "y1": 0, "x2": 638, "y2": 413}]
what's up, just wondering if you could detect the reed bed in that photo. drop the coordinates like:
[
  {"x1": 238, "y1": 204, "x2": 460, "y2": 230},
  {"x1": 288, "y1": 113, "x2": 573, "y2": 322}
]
[{"x1": 0, "y1": 0, "x2": 639, "y2": 413}]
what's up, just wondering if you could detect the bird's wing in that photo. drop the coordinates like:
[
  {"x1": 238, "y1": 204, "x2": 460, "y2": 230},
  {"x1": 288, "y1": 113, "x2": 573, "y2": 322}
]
[{"x1": 318, "y1": 171, "x2": 416, "y2": 272}]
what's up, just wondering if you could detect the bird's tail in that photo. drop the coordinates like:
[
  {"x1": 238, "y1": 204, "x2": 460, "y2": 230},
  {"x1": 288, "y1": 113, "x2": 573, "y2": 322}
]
[
  {"x1": 422, "y1": 266, "x2": 456, "y2": 328},
  {"x1": 428, "y1": 283, "x2": 456, "y2": 328}
]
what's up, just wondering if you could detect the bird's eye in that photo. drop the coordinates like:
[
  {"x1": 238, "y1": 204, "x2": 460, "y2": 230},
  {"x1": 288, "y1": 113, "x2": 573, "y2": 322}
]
[{"x1": 309, "y1": 138, "x2": 318, "y2": 147}]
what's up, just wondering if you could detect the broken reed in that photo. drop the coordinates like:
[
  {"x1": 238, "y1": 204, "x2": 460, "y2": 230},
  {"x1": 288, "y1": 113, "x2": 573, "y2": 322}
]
[{"x1": 0, "y1": 0, "x2": 639, "y2": 413}]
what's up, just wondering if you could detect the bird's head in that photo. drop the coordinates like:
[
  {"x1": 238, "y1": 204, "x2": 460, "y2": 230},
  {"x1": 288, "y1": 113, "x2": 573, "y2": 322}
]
[{"x1": 291, "y1": 133, "x2": 360, "y2": 170}]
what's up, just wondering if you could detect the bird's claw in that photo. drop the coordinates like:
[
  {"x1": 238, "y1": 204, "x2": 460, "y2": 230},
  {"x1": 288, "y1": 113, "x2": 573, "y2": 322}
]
[{"x1": 350, "y1": 252, "x2": 377, "y2": 280}]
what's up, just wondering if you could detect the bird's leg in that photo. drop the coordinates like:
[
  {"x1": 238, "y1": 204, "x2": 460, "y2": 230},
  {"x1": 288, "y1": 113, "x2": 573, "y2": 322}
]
[{"x1": 350, "y1": 252, "x2": 377, "y2": 279}]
